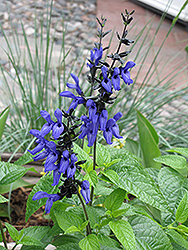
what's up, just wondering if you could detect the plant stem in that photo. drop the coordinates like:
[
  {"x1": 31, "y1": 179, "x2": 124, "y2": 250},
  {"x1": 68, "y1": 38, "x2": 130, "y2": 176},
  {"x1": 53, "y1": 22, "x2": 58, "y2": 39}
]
[
  {"x1": 0, "y1": 220, "x2": 7, "y2": 249},
  {"x1": 77, "y1": 191, "x2": 92, "y2": 235},
  {"x1": 89, "y1": 139, "x2": 97, "y2": 206}
]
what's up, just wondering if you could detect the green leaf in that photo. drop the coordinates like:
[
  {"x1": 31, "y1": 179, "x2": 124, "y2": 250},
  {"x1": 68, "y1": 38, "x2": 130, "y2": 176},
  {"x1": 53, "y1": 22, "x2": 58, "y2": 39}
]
[
  {"x1": 73, "y1": 143, "x2": 93, "y2": 167},
  {"x1": 0, "y1": 246, "x2": 6, "y2": 250},
  {"x1": 177, "y1": 224, "x2": 188, "y2": 235},
  {"x1": 136, "y1": 109, "x2": 161, "y2": 169},
  {"x1": 109, "y1": 219, "x2": 136, "y2": 250},
  {"x1": 5, "y1": 222, "x2": 19, "y2": 241},
  {"x1": 14, "y1": 151, "x2": 34, "y2": 165},
  {"x1": 104, "y1": 188, "x2": 126, "y2": 212},
  {"x1": 123, "y1": 137, "x2": 141, "y2": 157},
  {"x1": 85, "y1": 206, "x2": 103, "y2": 228},
  {"x1": 52, "y1": 207, "x2": 83, "y2": 231},
  {"x1": 57, "y1": 243, "x2": 81, "y2": 250},
  {"x1": 0, "y1": 195, "x2": 8, "y2": 203},
  {"x1": 129, "y1": 215, "x2": 173, "y2": 250},
  {"x1": 25, "y1": 175, "x2": 59, "y2": 221},
  {"x1": 166, "y1": 229, "x2": 188, "y2": 249},
  {"x1": 53, "y1": 235, "x2": 81, "y2": 247},
  {"x1": 97, "y1": 234, "x2": 121, "y2": 249},
  {"x1": 101, "y1": 169, "x2": 119, "y2": 185},
  {"x1": 84, "y1": 170, "x2": 98, "y2": 187},
  {"x1": 0, "y1": 106, "x2": 10, "y2": 141},
  {"x1": 166, "y1": 147, "x2": 188, "y2": 157},
  {"x1": 0, "y1": 161, "x2": 37, "y2": 185},
  {"x1": 154, "y1": 155, "x2": 187, "y2": 171},
  {"x1": 96, "y1": 143, "x2": 111, "y2": 167},
  {"x1": 79, "y1": 234, "x2": 100, "y2": 250},
  {"x1": 158, "y1": 167, "x2": 188, "y2": 226},
  {"x1": 79, "y1": 221, "x2": 89, "y2": 231},
  {"x1": 19, "y1": 235, "x2": 42, "y2": 246},
  {"x1": 65, "y1": 225, "x2": 80, "y2": 234},
  {"x1": 112, "y1": 160, "x2": 171, "y2": 213},
  {"x1": 0, "y1": 178, "x2": 32, "y2": 194},
  {"x1": 21, "y1": 226, "x2": 51, "y2": 241},
  {"x1": 176, "y1": 191, "x2": 188, "y2": 223},
  {"x1": 83, "y1": 140, "x2": 91, "y2": 154}
]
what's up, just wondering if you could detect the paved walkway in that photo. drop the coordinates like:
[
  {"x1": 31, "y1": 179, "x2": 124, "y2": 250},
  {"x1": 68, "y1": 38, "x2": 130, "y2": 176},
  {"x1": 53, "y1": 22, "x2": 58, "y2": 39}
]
[{"x1": 97, "y1": 0, "x2": 188, "y2": 87}]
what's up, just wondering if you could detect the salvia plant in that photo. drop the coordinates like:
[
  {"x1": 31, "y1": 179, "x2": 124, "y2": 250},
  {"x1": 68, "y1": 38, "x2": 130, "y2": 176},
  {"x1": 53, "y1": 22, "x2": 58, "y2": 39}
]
[
  {"x1": 2, "y1": 7, "x2": 188, "y2": 250},
  {"x1": 29, "y1": 11, "x2": 135, "y2": 215}
]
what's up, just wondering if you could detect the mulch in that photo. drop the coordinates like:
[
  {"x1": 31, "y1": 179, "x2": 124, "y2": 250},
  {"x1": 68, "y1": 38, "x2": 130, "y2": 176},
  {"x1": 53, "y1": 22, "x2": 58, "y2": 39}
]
[{"x1": 1, "y1": 187, "x2": 54, "y2": 243}]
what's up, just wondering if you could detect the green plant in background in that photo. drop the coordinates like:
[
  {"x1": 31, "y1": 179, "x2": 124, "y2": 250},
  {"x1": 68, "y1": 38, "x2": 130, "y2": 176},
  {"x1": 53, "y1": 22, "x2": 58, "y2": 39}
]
[{"x1": 0, "y1": 0, "x2": 187, "y2": 155}]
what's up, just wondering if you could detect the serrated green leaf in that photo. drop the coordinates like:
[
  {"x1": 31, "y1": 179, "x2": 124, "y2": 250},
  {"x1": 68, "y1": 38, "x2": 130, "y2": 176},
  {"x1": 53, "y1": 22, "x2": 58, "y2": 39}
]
[
  {"x1": 0, "y1": 178, "x2": 32, "y2": 194},
  {"x1": 154, "y1": 155, "x2": 187, "y2": 169},
  {"x1": 135, "y1": 237, "x2": 152, "y2": 250},
  {"x1": 176, "y1": 191, "x2": 188, "y2": 223},
  {"x1": 166, "y1": 229, "x2": 188, "y2": 249},
  {"x1": 0, "y1": 106, "x2": 10, "y2": 141},
  {"x1": 0, "y1": 195, "x2": 8, "y2": 203},
  {"x1": 97, "y1": 234, "x2": 121, "y2": 249},
  {"x1": 177, "y1": 225, "x2": 188, "y2": 235},
  {"x1": 83, "y1": 140, "x2": 91, "y2": 154},
  {"x1": 109, "y1": 219, "x2": 136, "y2": 250},
  {"x1": 19, "y1": 235, "x2": 42, "y2": 246},
  {"x1": 102, "y1": 169, "x2": 119, "y2": 185},
  {"x1": 166, "y1": 148, "x2": 188, "y2": 157},
  {"x1": 57, "y1": 243, "x2": 81, "y2": 250},
  {"x1": 21, "y1": 226, "x2": 51, "y2": 241},
  {"x1": 105, "y1": 159, "x2": 120, "y2": 169},
  {"x1": 14, "y1": 151, "x2": 34, "y2": 165},
  {"x1": 104, "y1": 188, "x2": 126, "y2": 212},
  {"x1": 84, "y1": 170, "x2": 98, "y2": 187},
  {"x1": 112, "y1": 161, "x2": 171, "y2": 213},
  {"x1": 96, "y1": 143, "x2": 111, "y2": 167},
  {"x1": 73, "y1": 143, "x2": 93, "y2": 167},
  {"x1": 79, "y1": 234, "x2": 100, "y2": 250},
  {"x1": 25, "y1": 175, "x2": 59, "y2": 221},
  {"x1": 5, "y1": 222, "x2": 19, "y2": 241},
  {"x1": 53, "y1": 208, "x2": 83, "y2": 231},
  {"x1": 79, "y1": 221, "x2": 89, "y2": 231},
  {"x1": 158, "y1": 167, "x2": 188, "y2": 226},
  {"x1": 86, "y1": 206, "x2": 103, "y2": 228},
  {"x1": 65, "y1": 225, "x2": 80, "y2": 234},
  {"x1": 53, "y1": 235, "x2": 81, "y2": 247},
  {"x1": 136, "y1": 109, "x2": 161, "y2": 169},
  {"x1": 129, "y1": 215, "x2": 173, "y2": 250},
  {"x1": 0, "y1": 161, "x2": 37, "y2": 185}
]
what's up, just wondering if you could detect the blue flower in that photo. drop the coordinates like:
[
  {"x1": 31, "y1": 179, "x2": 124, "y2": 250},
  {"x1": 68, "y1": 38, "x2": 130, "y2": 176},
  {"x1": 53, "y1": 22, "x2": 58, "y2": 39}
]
[
  {"x1": 80, "y1": 180, "x2": 91, "y2": 204},
  {"x1": 103, "y1": 112, "x2": 123, "y2": 144},
  {"x1": 32, "y1": 191, "x2": 61, "y2": 214},
  {"x1": 67, "y1": 153, "x2": 78, "y2": 179},
  {"x1": 79, "y1": 115, "x2": 98, "y2": 147},
  {"x1": 67, "y1": 73, "x2": 82, "y2": 95},
  {"x1": 59, "y1": 91, "x2": 85, "y2": 113},
  {"x1": 44, "y1": 141, "x2": 59, "y2": 172},
  {"x1": 52, "y1": 108, "x2": 64, "y2": 140},
  {"x1": 101, "y1": 66, "x2": 112, "y2": 93},
  {"x1": 59, "y1": 150, "x2": 70, "y2": 174},
  {"x1": 121, "y1": 61, "x2": 135, "y2": 85},
  {"x1": 52, "y1": 166, "x2": 61, "y2": 186},
  {"x1": 40, "y1": 110, "x2": 55, "y2": 136},
  {"x1": 99, "y1": 109, "x2": 108, "y2": 131},
  {"x1": 86, "y1": 100, "x2": 98, "y2": 123},
  {"x1": 28, "y1": 129, "x2": 47, "y2": 155},
  {"x1": 112, "y1": 67, "x2": 121, "y2": 91},
  {"x1": 87, "y1": 47, "x2": 103, "y2": 68}
]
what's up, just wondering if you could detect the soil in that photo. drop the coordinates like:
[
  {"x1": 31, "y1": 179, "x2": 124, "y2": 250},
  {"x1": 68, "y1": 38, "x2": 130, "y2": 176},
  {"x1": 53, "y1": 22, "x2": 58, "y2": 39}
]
[{"x1": 1, "y1": 187, "x2": 54, "y2": 243}]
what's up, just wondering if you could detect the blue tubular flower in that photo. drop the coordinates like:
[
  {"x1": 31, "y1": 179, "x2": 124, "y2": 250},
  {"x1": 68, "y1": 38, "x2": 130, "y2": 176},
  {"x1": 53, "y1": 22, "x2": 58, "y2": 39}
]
[
  {"x1": 81, "y1": 180, "x2": 91, "y2": 204},
  {"x1": 32, "y1": 191, "x2": 61, "y2": 214},
  {"x1": 112, "y1": 67, "x2": 121, "y2": 91},
  {"x1": 67, "y1": 154, "x2": 77, "y2": 179},
  {"x1": 101, "y1": 66, "x2": 112, "y2": 93},
  {"x1": 86, "y1": 100, "x2": 98, "y2": 123},
  {"x1": 121, "y1": 61, "x2": 136, "y2": 85},
  {"x1": 103, "y1": 112, "x2": 123, "y2": 144},
  {"x1": 59, "y1": 91, "x2": 85, "y2": 113},
  {"x1": 67, "y1": 73, "x2": 82, "y2": 95},
  {"x1": 44, "y1": 141, "x2": 59, "y2": 172},
  {"x1": 79, "y1": 116, "x2": 98, "y2": 147},
  {"x1": 52, "y1": 167, "x2": 61, "y2": 186},
  {"x1": 52, "y1": 108, "x2": 64, "y2": 140},
  {"x1": 40, "y1": 110, "x2": 55, "y2": 136},
  {"x1": 28, "y1": 129, "x2": 47, "y2": 155},
  {"x1": 59, "y1": 150, "x2": 70, "y2": 173},
  {"x1": 99, "y1": 109, "x2": 108, "y2": 131},
  {"x1": 87, "y1": 47, "x2": 103, "y2": 68}
]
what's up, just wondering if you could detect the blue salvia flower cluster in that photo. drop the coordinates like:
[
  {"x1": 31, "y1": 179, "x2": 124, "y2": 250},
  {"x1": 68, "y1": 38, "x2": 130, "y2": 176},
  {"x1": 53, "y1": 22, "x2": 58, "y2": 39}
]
[{"x1": 30, "y1": 10, "x2": 135, "y2": 213}]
